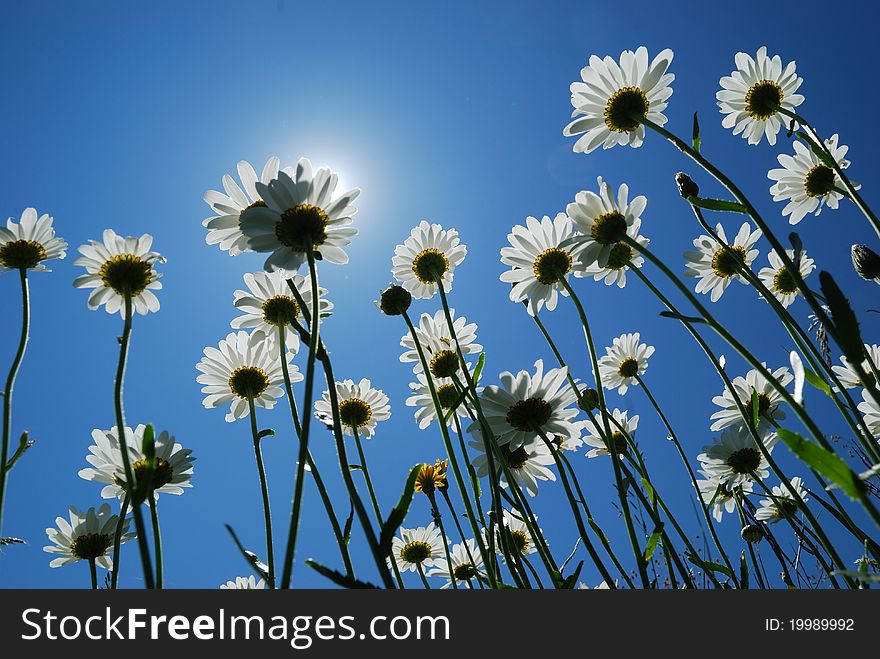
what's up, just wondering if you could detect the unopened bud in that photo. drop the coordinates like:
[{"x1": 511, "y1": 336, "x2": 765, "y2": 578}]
[
  {"x1": 377, "y1": 284, "x2": 412, "y2": 316},
  {"x1": 578, "y1": 388, "x2": 599, "y2": 412},
  {"x1": 851, "y1": 244, "x2": 880, "y2": 282},
  {"x1": 675, "y1": 172, "x2": 699, "y2": 199},
  {"x1": 740, "y1": 524, "x2": 763, "y2": 544}
]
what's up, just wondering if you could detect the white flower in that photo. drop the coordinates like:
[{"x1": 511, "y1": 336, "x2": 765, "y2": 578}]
[
  {"x1": 491, "y1": 509, "x2": 539, "y2": 557},
  {"x1": 0, "y1": 208, "x2": 67, "y2": 272},
  {"x1": 768, "y1": 135, "x2": 854, "y2": 224},
  {"x1": 315, "y1": 378, "x2": 390, "y2": 439},
  {"x1": 567, "y1": 177, "x2": 647, "y2": 270},
  {"x1": 858, "y1": 389, "x2": 880, "y2": 437},
  {"x1": 833, "y1": 345, "x2": 880, "y2": 390},
  {"x1": 220, "y1": 575, "x2": 266, "y2": 589},
  {"x1": 582, "y1": 409, "x2": 638, "y2": 458},
  {"x1": 576, "y1": 222, "x2": 649, "y2": 288},
  {"x1": 44, "y1": 504, "x2": 132, "y2": 569},
  {"x1": 73, "y1": 230, "x2": 165, "y2": 315},
  {"x1": 757, "y1": 249, "x2": 815, "y2": 308},
  {"x1": 390, "y1": 523, "x2": 444, "y2": 573},
  {"x1": 78, "y1": 425, "x2": 195, "y2": 501},
  {"x1": 684, "y1": 222, "x2": 762, "y2": 302},
  {"x1": 203, "y1": 157, "x2": 282, "y2": 256},
  {"x1": 717, "y1": 46, "x2": 804, "y2": 146},
  {"x1": 196, "y1": 330, "x2": 295, "y2": 422},
  {"x1": 755, "y1": 476, "x2": 809, "y2": 524},
  {"x1": 598, "y1": 333, "x2": 654, "y2": 394},
  {"x1": 468, "y1": 359, "x2": 579, "y2": 451},
  {"x1": 696, "y1": 469, "x2": 754, "y2": 522},
  {"x1": 469, "y1": 432, "x2": 556, "y2": 497},
  {"x1": 239, "y1": 157, "x2": 359, "y2": 272},
  {"x1": 391, "y1": 221, "x2": 466, "y2": 299},
  {"x1": 427, "y1": 539, "x2": 484, "y2": 588},
  {"x1": 406, "y1": 366, "x2": 479, "y2": 430},
  {"x1": 698, "y1": 425, "x2": 777, "y2": 488},
  {"x1": 564, "y1": 46, "x2": 674, "y2": 153},
  {"x1": 499, "y1": 214, "x2": 583, "y2": 314},
  {"x1": 231, "y1": 270, "x2": 332, "y2": 353},
  {"x1": 399, "y1": 309, "x2": 482, "y2": 375},
  {"x1": 710, "y1": 365, "x2": 792, "y2": 431}
]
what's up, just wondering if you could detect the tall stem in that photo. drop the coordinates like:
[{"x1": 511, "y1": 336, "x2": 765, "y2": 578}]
[
  {"x1": 89, "y1": 558, "x2": 98, "y2": 590},
  {"x1": 110, "y1": 493, "x2": 131, "y2": 589},
  {"x1": 248, "y1": 396, "x2": 275, "y2": 588},
  {"x1": 148, "y1": 496, "x2": 163, "y2": 589}
]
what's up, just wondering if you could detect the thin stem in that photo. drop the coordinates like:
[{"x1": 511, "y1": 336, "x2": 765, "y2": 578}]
[
  {"x1": 110, "y1": 493, "x2": 131, "y2": 589},
  {"x1": 148, "y1": 496, "x2": 163, "y2": 589},
  {"x1": 89, "y1": 558, "x2": 98, "y2": 590},
  {"x1": 428, "y1": 492, "x2": 459, "y2": 589},
  {"x1": 416, "y1": 563, "x2": 432, "y2": 589},
  {"x1": 248, "y1": 396, "x2": 275, "y2": 588}
]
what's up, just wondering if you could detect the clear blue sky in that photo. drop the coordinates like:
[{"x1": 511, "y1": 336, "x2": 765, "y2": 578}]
[{"x1": 1, "y1": 0, "x2": 877, "y2": 588}]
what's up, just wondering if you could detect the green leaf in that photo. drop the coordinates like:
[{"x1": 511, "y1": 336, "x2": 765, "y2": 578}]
[
  {"x1": 789, "y1": 232, "x2": 804, "y2": 272},
  {"x1": 257, "y1": 428, "x2": 275, "y2": 439},
  {"x1": 796, "y1": 132, "x2": 835, "y2": 168},
  {"x1": 692, "y1": 112, "x2": 701, "y2": 152},
  {"x1": 224, "y1": 524, "x2": 270, "y2": 583},
  {"x1": 643, "y1": 525, "x2": 663, "y2": 562},
  {"x1": 803, "y1": 367, "x2": 833, "y2": 397},
  {"x1": 687, "y1": 196, "x2": 748, "y2": 214},
  {"x1": 343, "y1": 502, "x2": 354, "y2": 546},
  {"x1": 777, "y1": 428, "x2": 864, "y2": 500},
  {"x1": 831, "y1": 570, "x2": 880, "y2": 584},
  {"x1": 132, "y1": 424, "x2": 156, "y2": 504},
  {"x1": 659, "y1": 310, "x2": 706, "y2": 324},
  {"x1": 305, "y1": 559, "x2": 378, "y2": 589},
  {"x1": 587, "y1": 518, "x2": 610, "y2": 545},
  {"x1": 378, "y1": 464, "x2": 422, "y2": 557},
  {"x1": 473, "y1": 352, "x2": 486, "y2": 384},
  {"x1": 640, "y1": 477, "x2": 656, "y2": 506},
  {"x1": 740, "y1": 551, "x2": 749, "y2": 590},
  {"x1": 750, "y1": 389, "x2": 760, "y2": 428},
  {"x1": 686, "y1": 552, "x2": 733, "y2": 578},
  {"x1": 820, "y1": 271, "x2": 865, "y2": 365},
  {"x1": 558, "y1": 560, "x2": 584, "y2": 589}
]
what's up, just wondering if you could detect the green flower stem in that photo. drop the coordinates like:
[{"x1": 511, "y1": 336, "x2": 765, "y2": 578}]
[
  {"x1": 110, "y1": 493, "x2": 131, "y2": 589},
  {"x1": 0, "y1": 268, "x2": 29, "y2": 541},
  {"x1": 427, "y1": 491, "x2": 459, "y2": 589},
  {"x1": 450, "y1": 415, "x2": 489, "y2": 531},
  {"x1": 89, "y1": 558, "x2": 98, "y2": 590},
  {"x1": 416, "y1": 562, "x2": 432, "y2": 589},
  {"x1": 401, "y1": 309, "x2": 498, "y2": 588},
  {"x1": 247, "y1": 396, "x2": 275, "y2": 588},
  {"x1": 557, "y1": 276, "x2": 650, "y2": 587},
  {"x1": 114, "y1": 293, "x2": 154, "y2": 589},
  {"x1": 148, "y1": 496, "x2": 163, "y2": 589},
  {"x1": 634, "y1": 373, "x2": 738, "y2": 579},
  {"x1": 733, "y1": 500, "x2": 767, "y2": 589}
]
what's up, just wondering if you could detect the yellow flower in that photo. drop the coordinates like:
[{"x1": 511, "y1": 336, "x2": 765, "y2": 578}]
[{"x1": 414, "y1": 460, "x2": 448, "y2": 495}]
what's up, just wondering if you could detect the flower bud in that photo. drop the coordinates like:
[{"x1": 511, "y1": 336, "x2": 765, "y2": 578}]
[
  {"x1": 377, "y1": 284, "x2": 412, "y2": 316},
  {"x1": 578, "y1": 388, "x2": 599, "y2": 412},
  {"x1": 740, "y1": 524, "x2": 763, "y2": 544},
  {"x1": 675, "y1": 172, "x2": 700, "y2": 199},
  {"x1": 851, "y1": 244, "x2": 880, "y2": 282}
]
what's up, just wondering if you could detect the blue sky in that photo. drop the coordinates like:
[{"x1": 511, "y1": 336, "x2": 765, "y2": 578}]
[{"x1": 1, "y1": 0, "x2": 878, "y2": 588}]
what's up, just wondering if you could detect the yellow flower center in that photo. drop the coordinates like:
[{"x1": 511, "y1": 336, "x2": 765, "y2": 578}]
[
  {"x1": 772, "y1": 267, "x2": 798, "y2": 295},
  {"x1": 275, "y1": 203, "x2": 329, "y2": 251},
  {"x1": 617, "y1": 357, "x2": 639, "y2": 378},
  {"x1": 69, "y1": 532, "x2": 112, "y2": 560},
  {"x1": 506, "y1": 397, "x2": 552, "y2": 432},
  {"x1": 591, "y1": 211, "x2": 627, "y2": 246},
  {"x1": 0, "y1": 239, "x2": 46, "y2": 270},
  {"x1": 228, "y1": 366, "x2": 270, "y2": 399},
  {"x1": 262, "y1": 295, "x2": 300, "y2": 326},
  {"x1": 99, "y1": 253, "x2": 153, "y2": 296},
  {"x1": 605, "y1": 242, "x2": 633, "y2": 270},
  {"x1": 338, "y1": 397, "x2": 372, "y2": 429},
  {"x1": 429, "y1": 349, "x2": 459, "y2": 379},
  {"x1": 400, "y1": 540, "x2": 433, "y2": 564},
  {"x1": 744, "y1": 80, "x2": 783, "y2": 120},
  {"x1": 803, "y1": 164, "x2": 835, "y2": 198},
  {"x1": 711, "y1": 245, "x2": 747, "y2": 279},
  {"x1": 726, "y1": 447, "x2": 761, "y2": 474},
  {"x1": 411, "y1": 248, "x2": 449, "y2": 284},
  {"x1": 604, "y1": 86, "x2": 650, "y2": 133},
  {"x1": 532, "y1": 248, "x2": 572, "y2": 285}
]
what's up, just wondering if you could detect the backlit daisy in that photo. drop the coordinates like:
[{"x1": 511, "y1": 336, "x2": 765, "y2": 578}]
[
  {"x1": 392, "y1": 221, "x2": 467, "y2": 299},
  {"x1": 755, "y1": 476, "x2": 808, "y2": 524},
  {"x1": 399, "y1": 309, "x2": 482, "y2": 375},
  {"x1": 239, "y1": 157, "x2": 359, "y2": 272},
  {"x1": 390, "y1": 523, "x2": 444, "y2": 573},
  {"x1": 598, "y1": 333, "x2": 654, "y2": 394},
  {"x1": 499, "y1": 214, "x2": 583, "y2": 314},
  {"x1": 220, "y1": 575, "x2": 266, "y2": 589},
  {"x1": 832, "y1": 344, "x2": 880, "y2": 389},
  {"x1": 196, "y1": 330, "x2": 295, "y2": 422},
  {"x1": 315, "y1": 378, "x2": 390, "y2": 439},
  {"x1": 710, "y1": 365, "x2": 792, "y2": 431},
  {"x1": 582, "y1": 409, "x2": 638, "y2": 458},
  {"x1": 564, "y1": 46, "x2": 674, "y2": 153},
  {"x1": 0, "y1": 208, "x2": 67, "y2": 272},
  {"x1": 698, "y1": 425, "x2": 776, "y2": 488},
  {"x1": 44, "y1": 504, "x2": 132, "y2": 570},
  {"x1": 468, "y1": 359, "x2": 579, "y2": 450},
  {"x1": 406, "y1": 366, "x2": 479, "y2": 430},
  {"x1": 492, "y1": 509, "x2": 539, "y2": 557},
  {"x1": 567, "y1": 177, "x2": 646, "y2": 270},
  {"x1": 768, "y1": 135, "x2": 854, "y2": 224},
  {"x1": 577, "y1": 223, "x2": 649, "y2": 288},
  {"x1": 757, "y1": 248, "x2": 814, "y2": 308},
  {"x1": 73, "y1": 230, "x2": 165, "y2": 315},
  {"x1": 858, "y1": 389, "x2": 880, "y2": 437},
  {"x1": 696, "y1": 469, "x2": 754, "y2": 522},
  {"x1": 684, "y1": 222, "x2": 762, "y2": 302},
  {"x1": 427, "y1": 538, "x2": 484, "y2": 588},
  {"x1": 78, "y1": 425, "x2": 195, "y2": 500},
  {"x1": 231, "y1": 270, "x2": 332, "y2": 353},
  {"x1": 203, "y1": 157, "x2": 283, "y2": 256},
  {"x1": 717, "y1": 46, "x2": 804, "y2": 146},
  {"x1": 469, "y1": 433, "x2": 556, "y2": 497}
]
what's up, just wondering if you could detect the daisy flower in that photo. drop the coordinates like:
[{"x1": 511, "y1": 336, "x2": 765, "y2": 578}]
[
  {"x1": 598, "y1": 332, "x2": 654, "y2": 394},
  {"x1": 832, "y1": 344, "x2": 880, "y2": 389},
  {"x1": 696, "y1": 469, "x2": 754, "y2": 523},
  {"x1": 716, "y1": 46, "x2": 804, "y2": 146},
  {"x1": 564, "y1": 46, "x2": 675, "y2": 153},
  {"x1": 73, "y1": 230, "x2": 165, "y2": 315},
  {"x1": 576, "y1": 223, "x2": 649, "y2": 288},
  {"x1": 468, "y1": 359, "x2": 579, "y2": 451},
  {"x1": 427, "y1": 539, "x2": 484, "y2": 588},
  {"x1": 231, "y1": 270, "x2": 332, "y2": 353},
  {"x1": 858, "y1": 389, "x2": 880, "y2": 437},
  {"x1": 567, "y1": 177, "x2": 647, "y2": 270},
  {"x1": 768, "y1": 135, "x2": 854, "y2": 224},
  {"x1": 755, "y1": 476, "x2": 809, "y2": 524},
  {"x1": 220, "y1": 575, "x2": 266, "y2": 589},
  {"x1": 499, "y1": 214, "x2": 583, "y2": 314},
  {"x1": 196, "y1": 330, "x2": 295, "y2": 423},
  {"x1": 698, "y1": 425, "x2": 777, "y2": 488},
  {"x1": 0, "y1": 208, "x2": 67, "y2": 272},
  {"x1": 492, "y1": 509, "x2": 539, "y2": 558},
  {"x1": 390, "y1": 523, "x2": 444, "y2": 573},
  {"x1": 399, "y1": 309, "x2": 482, "y2": 375},
  {"x1": 391, "y1": 221, "x2": 467, "y2": 299},
  {"x1": 469, "y1": 433, "x2": 556, "y2": 497},
  {"x1": 684, "y1": 222, "x2": 762, "y2": 302},
  {"x1": 582, "y1": 409, "x2": 638, "y2": 458},
  {"x1": 710, "y1": 364, "x2": 792, "y2": 431},
  {"x1": 44, "y1": 504, "x2": 133, "y2": 570},
  {"x1": 406, "y1": 366, "x2": 479, "y2": 430},
  {"x1": 78, "y1": 425, "x2": 195, "y2": 500},
  {"x1": 315, "y1": 378, "x2": 390, "y2": 439},
  {"x1": 239, "y1": 157, "x2": 359, "y2": 272},
  {"x1": 757, "y1": 248, "x2": 814, "y2": 308},
  {"x1": 203, "y1": 157, "x2": 282, "y2": 256}
]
